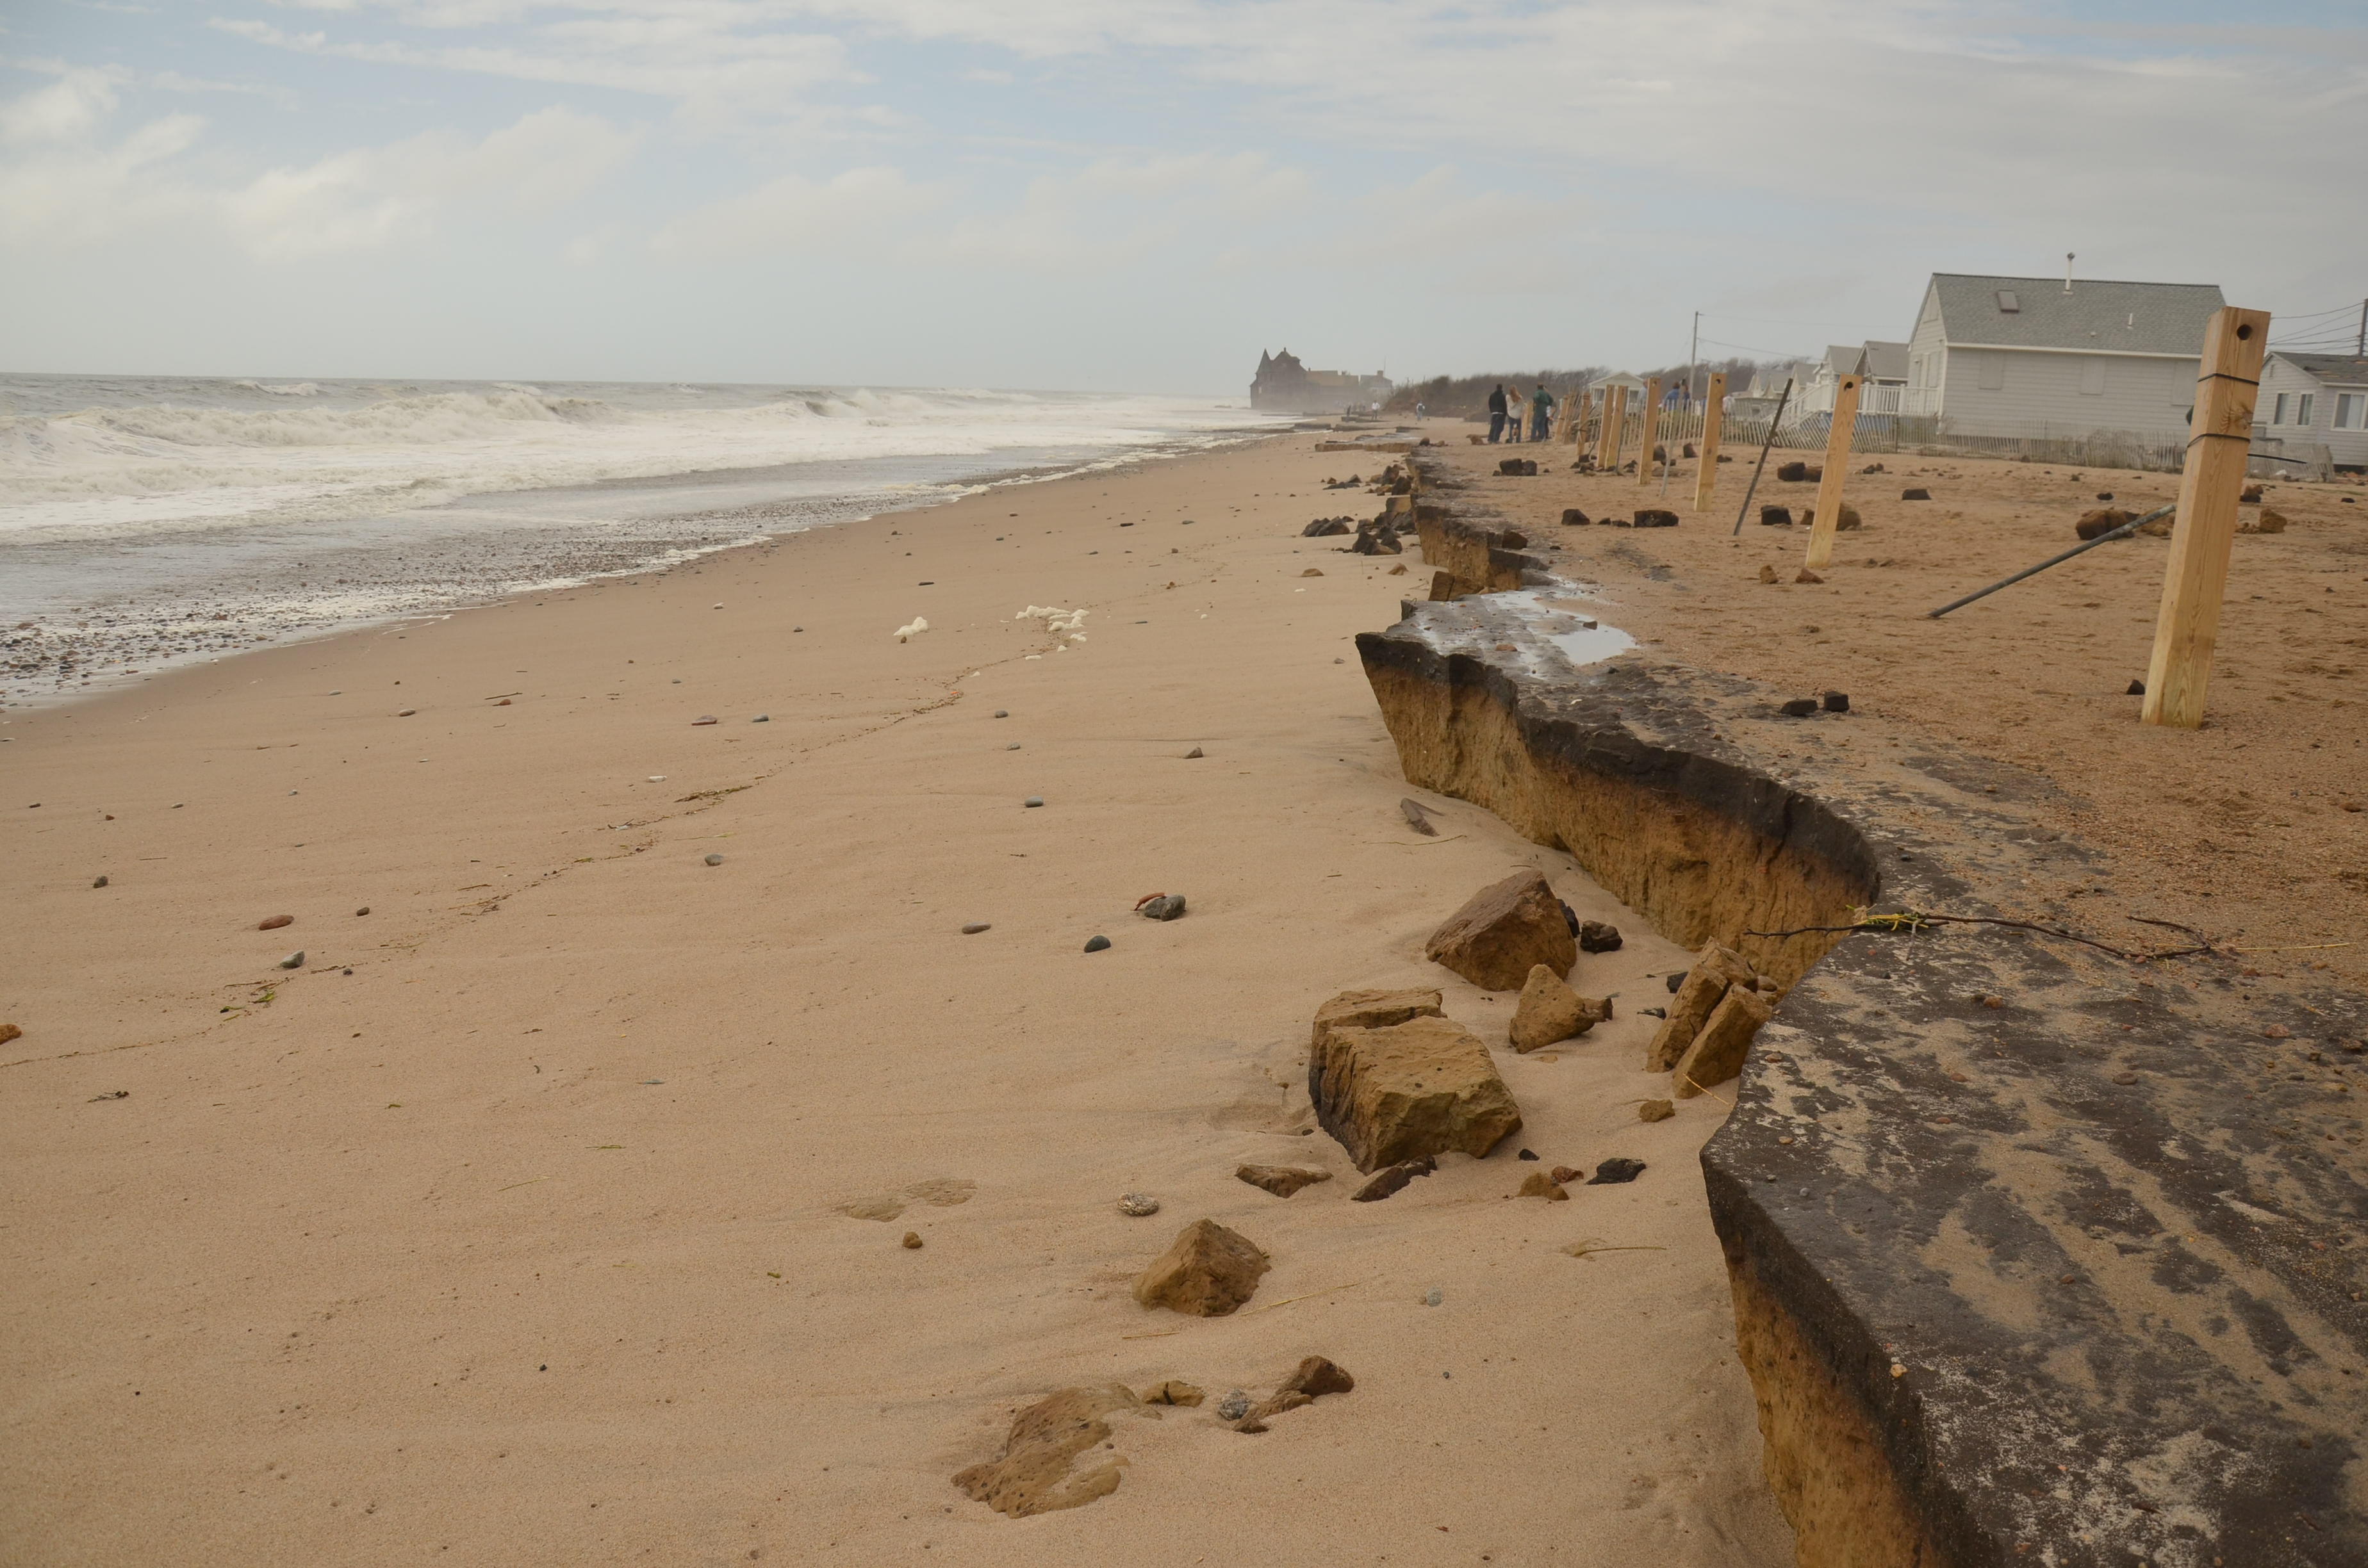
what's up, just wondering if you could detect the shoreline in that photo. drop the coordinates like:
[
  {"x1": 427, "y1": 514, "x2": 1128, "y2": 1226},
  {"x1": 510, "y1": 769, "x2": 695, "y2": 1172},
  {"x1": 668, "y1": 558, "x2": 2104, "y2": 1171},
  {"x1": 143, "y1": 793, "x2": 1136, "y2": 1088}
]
[
  {"x1": 2, "y1": 423, "x2": 1790, "y2": 1566},
  {"x1": 0, "y1": 419, "x2": 1283, "y2": 714}
]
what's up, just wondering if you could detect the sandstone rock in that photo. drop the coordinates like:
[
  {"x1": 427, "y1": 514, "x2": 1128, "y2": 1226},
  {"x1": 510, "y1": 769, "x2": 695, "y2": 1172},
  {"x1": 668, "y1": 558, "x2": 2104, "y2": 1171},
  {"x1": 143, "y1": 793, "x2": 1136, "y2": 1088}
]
[
  {"x1": 1428, "y1": 570, "x2": 1459, "y2": 602},
  {"x1": 1793, "y1": 569, "x2": 1823, "y2": 585},
  {"x1": 1822, "y1": 691, "x2": 1849, "y2": 713},
  {"x1": 1133, "y1": 1219, "x2": 1270, "y2": 1316},
  {"x1": 1776, "y1": 461, "x2": 1809, "y2": 482},
  {"x1": 1758, "y1": 564, "x2": 1779, "y2": 584},
  {"x1": 1646, "y1": 943, "x2": 1754, "y2": 1071},
  {"x1": 2241, "y1": 484, "x2": 2264, "y2": 503},
  {"x1": 1634, "y1": 509, "x2": 1679, "y2": 528},
  {"x1": 1351, "y1": 1156, "x2": 1436, "y2": 1201},
  {"x1": 1424, "y1": 870, "x2": 1575, "y2": 990},
  {"x1": 1550, "y1": 1164, "x2": 1581, "y2": 1184},
  {"x1": 1577, "y1": 920, "x2": 1622, "y2": 953},
  {"x1": 1560, "y1": 508, "x2": 1591, "y2": 527},
  {"x1": 1518, "y1": 1171, "x2": 1570, "y2": 1200},
  {"x1": 1509, "y1": 963, "x2": 1599, "y2": 1053},
  {"x1": 1313, "y1": 1015, "x2": 1520, "y2": 1172},
  {"x1": 1302, "y1": 517, "x2": 1352, "y2": 536},
  {"x1": 1388, "y1": 563, "x2": 1408, "y2": 575},
  {"x1": 2250, "y1": 508, "x2": 2289, "y2": 534},
  {"x1": 1834, "y1": 503, "x2": 1862, "y2": 531},
  {"x1": 1237, "y1": 1164, "x2": 1333, "y2": 1198},
  {"x1": 0, "y1": 1023, "x2": 20, "y2": 1046},
  {"x1": 1780, "y1": 696, "x2": 1820, "y2": 715},
  {"x1": 1673, "y1": 985, "x2": 1775, "y2": 1098},
  {"x1": 1638, "y1": 1098, "x2": 1675, "y2": 1123},
  {"x1": 2075, "y1": 507, "x2": 2135, "y2": 541},
  {"x1": 1301, "y1": 567, "x2": 1324, "y2": 577},
  {"x1": 902, "y1": 1231, "x2": 923, "y2": 1248},
  {"x1": 1759, "y1": 505, "x2": 1792, "y2": 527},
  {"x1": 1143, "y1": 1380, "x2": 1203, "y2": 1406},
  {"x1": 258, "y1": 914, "x2": 293, "y2": 930},
  {"x1": 1248, "y1": 1390, "x2": 1313, "y2": 1421},
  {"x1": 1278, "y1": 1356, "x2": 1355, "y2": 1398},
  {"x1": 1311, "y1": 986, "x2": 1444, "y2": 1056},
  {"x1": 1902, "y1": 487, "x2": 1931, "y2": 500},
  {"x1": 953, "y1": 1384, "x2": 1145, "y2": 1517}
]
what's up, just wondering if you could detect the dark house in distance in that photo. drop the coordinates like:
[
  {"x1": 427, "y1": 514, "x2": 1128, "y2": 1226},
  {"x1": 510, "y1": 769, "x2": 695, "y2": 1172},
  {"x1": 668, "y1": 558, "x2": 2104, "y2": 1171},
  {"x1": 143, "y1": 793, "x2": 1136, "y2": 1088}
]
[{"x1": 1252, "y1": 349, "x2": 1393, "y2": 412}]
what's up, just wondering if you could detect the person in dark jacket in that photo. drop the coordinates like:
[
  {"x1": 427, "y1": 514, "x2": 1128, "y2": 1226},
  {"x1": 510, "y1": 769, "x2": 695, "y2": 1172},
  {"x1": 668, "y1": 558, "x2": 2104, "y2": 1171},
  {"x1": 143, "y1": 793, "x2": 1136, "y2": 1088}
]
[{"x1": 1486, "y1": 384, "x2": 1507, "y2": 443}]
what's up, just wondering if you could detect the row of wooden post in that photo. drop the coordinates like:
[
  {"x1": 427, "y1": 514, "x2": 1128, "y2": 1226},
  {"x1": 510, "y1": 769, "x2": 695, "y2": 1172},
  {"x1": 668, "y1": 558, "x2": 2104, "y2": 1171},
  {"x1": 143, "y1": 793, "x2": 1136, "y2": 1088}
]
[{"x1": 1522, "y1": 305, "x2": 2264, "y2": 728}]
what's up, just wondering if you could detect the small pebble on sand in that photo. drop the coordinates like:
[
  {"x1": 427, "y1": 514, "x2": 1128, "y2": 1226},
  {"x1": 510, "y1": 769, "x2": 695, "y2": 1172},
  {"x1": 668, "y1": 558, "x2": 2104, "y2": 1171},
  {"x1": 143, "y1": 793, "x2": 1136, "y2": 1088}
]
[
  {"x1": 1117, "y1": 1193, "x2": 1160, "y2": 1216},
  {"x1": 279, "y1": 951, "x2": 305, "y2": 970},
  {"x1": 1423, "y1": 1287, "x2": 1443, "y2": 1307},
  {"x1": 692, "y1": 715, "x2": 718, "y2": 726},
  {"x1": 994, "y1": 710, "x2": 1008, "y2": 718},
  {"x1": 752, "y1": 714, "x2": 769, "y2": 723},
  {"x1": 259, "y1": 914, "x2": 293, "y2": 930},
  {"x1": 1023, "y1": 796, "x2": 1044, "y2": 808},
  {"x1": 1083, "y1": 935, "x2": 1112, "y2": 952},
  {"x1": 92, "y1": 875, "x2": 108, "y2": 888},
  {"x1": 902, "y1": 1232, "x2": 923, "y2": 1249},
  {"x1": 961, "y1": 922, "x2": 991, "y2": 935},
  {"x1": 355, "y1": 906, "x2": 370, "y2": 917},
  {"x1": 703, "y1": 853, "x2": 724, "y2": 866}
]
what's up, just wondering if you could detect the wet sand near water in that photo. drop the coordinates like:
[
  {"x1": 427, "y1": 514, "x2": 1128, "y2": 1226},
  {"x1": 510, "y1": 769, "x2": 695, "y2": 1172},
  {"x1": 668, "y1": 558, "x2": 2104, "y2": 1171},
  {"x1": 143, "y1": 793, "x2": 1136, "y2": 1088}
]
[{"x1": 1, "y1": 436, "x2": 1793, "y2": 1565}]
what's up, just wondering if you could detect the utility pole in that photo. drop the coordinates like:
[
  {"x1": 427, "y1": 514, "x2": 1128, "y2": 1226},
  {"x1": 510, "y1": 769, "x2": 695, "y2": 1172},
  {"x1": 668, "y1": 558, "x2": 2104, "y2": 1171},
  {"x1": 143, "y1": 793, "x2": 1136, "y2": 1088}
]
[
  {"x1": 2357, "y1": 298, "x2": 2365, "y2": 357},
  {"x1": 1688, "y1": 311, "x2": 1700, "y2": 409}
]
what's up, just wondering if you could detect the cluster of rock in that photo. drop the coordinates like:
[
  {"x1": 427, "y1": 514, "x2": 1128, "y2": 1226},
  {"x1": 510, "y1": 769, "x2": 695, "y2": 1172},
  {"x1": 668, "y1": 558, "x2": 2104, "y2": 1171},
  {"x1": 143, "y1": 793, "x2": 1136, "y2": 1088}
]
[{"x1": 1646, "y1": 941, "x2": 1778, "y2": 1098}]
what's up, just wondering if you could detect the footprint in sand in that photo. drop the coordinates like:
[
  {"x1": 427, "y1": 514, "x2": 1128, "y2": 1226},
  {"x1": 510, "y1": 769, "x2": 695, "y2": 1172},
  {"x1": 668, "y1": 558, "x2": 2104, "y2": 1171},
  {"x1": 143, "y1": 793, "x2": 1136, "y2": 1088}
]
[{"x1": 835, "y1": 1177, "x2": 977, "y2": 1222}]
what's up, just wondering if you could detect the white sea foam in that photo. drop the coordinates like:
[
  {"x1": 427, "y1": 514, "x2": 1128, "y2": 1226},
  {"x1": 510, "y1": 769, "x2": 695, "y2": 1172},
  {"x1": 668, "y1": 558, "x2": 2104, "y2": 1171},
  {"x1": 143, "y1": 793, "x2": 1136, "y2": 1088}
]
[{"x1": 0, "y1": 378, "x2": 1262, "y2": 543}]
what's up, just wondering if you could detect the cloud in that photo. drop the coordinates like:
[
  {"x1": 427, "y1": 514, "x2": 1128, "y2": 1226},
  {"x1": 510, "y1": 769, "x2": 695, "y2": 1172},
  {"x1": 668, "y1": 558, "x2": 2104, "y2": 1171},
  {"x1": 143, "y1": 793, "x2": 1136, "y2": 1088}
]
[
  {"x1": 0, "y1": 77, "x2": 639, "y2": 257},
  {"x1": 654, "y1": 165, "x2": 941, "y2": 256},
  {"x1": 939, "y1": 151, "x2": 1311, "y2": 270}
]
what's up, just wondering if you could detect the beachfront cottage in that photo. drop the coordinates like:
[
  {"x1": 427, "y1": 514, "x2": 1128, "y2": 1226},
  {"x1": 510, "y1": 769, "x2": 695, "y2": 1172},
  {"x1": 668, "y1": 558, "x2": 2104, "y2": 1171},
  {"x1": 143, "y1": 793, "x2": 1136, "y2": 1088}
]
[
  {"x1": 1898, "y1": 271, "x2": 2226, "y2": 443},
  {"x1": 2258, "y1": 351, "x2": 2368, "y2": 473},
  {"x1": 1798, "y1": 340, "x2": 1911, "y2": 418}
]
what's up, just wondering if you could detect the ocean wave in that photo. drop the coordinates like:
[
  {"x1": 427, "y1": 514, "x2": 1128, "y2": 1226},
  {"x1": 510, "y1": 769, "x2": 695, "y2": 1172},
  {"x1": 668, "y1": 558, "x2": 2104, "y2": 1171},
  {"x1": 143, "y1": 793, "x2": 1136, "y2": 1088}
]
[{"x1": 230, "y1": 380, "x2": 324, "y2": 396}]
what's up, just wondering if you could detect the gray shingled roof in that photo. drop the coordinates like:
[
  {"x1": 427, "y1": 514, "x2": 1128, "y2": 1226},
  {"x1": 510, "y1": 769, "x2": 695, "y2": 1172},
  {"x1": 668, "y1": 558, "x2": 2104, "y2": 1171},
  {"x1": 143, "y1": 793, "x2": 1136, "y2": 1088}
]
[
  {"x1": 1930, "y1": 274, "x2": 2224, "y2": 356},
  {"x1": 1861, "y1": 340, "x2": 1909, "y2": 381},
  {"x1": 2276, "y1": 352, "x2": 2368, "y2": 387}
]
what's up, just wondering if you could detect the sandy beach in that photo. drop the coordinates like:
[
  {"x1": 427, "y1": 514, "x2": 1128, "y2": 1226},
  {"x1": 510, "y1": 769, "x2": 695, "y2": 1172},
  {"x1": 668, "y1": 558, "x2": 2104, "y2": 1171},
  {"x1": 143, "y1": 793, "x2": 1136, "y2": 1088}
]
[{"x1": 3, "y1": 434, "x2": 1794, "y2": 1566}]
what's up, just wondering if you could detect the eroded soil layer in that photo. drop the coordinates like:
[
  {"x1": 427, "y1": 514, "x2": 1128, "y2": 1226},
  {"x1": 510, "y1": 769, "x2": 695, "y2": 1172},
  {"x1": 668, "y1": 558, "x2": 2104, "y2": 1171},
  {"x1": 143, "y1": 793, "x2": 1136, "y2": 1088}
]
[{"x1": 1358, "y1": 483, "x2": 2368, "y2": 1565}]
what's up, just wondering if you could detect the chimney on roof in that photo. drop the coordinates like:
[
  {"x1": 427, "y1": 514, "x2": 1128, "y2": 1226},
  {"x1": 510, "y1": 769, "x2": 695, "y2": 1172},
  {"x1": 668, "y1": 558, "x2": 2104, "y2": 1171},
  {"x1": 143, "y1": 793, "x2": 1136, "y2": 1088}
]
[{"x1": 2064, "y1": 252, "x2": 2075, "y2": 294}]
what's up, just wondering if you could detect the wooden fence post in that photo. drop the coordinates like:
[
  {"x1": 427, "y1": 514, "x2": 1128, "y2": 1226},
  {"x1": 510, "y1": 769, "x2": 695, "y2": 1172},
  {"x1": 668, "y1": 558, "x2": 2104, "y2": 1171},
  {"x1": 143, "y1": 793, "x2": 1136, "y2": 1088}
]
[
  {"x1": 1636, "y1": 378, "x2": 1662, "y2": 486},
  {"x1": 1598, "y1": 386, "x2": 1627, "y2": 470},
  {"x1": 2141, "y1": 306, "x2": 2273, "y2": 728},
  {"x1": 1573, "y1": 390, "x2": 1592, "y2": 446},
  {"x1": 1693, "y1": 372, "x2": 1727, "y2": 513},
  {"x1": 1802, "y1": 375, "x2": 1863, "y2": 569}
]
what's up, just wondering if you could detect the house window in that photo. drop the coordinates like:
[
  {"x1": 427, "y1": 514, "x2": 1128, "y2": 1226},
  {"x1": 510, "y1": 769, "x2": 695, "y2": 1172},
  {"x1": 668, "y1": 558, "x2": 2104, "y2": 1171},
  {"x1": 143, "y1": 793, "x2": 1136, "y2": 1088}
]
[
  {"x1": 2337, "y1": 393, "x2": 2365, "y2": 430},
  {"x1": 2079, "y1": 358, "x2": 2107, "y2": 395},
  {"x1": 2272, "y1": 392, "x2": 2288, "y2": 425},
  {"x1": 1978, "y1": 354, "x2": 2004, "y2": 391},
  {"x1": 2297, "y1": 393, "x2": 2315, "y2": 427},
  {"x1": 1996, "y1": 290, "x2": 2019, "y2": 313}
]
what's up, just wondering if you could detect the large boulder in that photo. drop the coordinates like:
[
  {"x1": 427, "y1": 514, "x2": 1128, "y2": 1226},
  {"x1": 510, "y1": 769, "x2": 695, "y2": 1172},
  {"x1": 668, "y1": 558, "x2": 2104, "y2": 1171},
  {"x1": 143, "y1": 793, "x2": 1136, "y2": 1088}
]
[
  {"x1": 1133, "y1": 1220, "x2": 1270, "y2": 1316},
  {"x1": 1508, "y1": 963, "x2": 1607, "y2": 1053},
  {"x1": 1311, "y1": 987, "x2": 1443, "y2": 1055},
  {"x1": 1424, "y1": 870, "x2": 1577, "y2": 990},
  {"x1": 1311, "y1": 1014, "x2": 1522, "y2": 1172},
  {"x1": 1673, "y1": 985, "x2": 1775, "y2": 1098},
  {"x1": 1645, "y1": 943, "x2": 1754, "y2": 1071}
]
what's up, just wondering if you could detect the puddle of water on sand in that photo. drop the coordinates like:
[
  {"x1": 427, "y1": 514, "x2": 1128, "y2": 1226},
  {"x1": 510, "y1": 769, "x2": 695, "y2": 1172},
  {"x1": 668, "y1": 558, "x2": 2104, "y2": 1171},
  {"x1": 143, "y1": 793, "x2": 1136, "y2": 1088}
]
[{"x1": 1495, "y1": 589, "x2": 1639, "y2": 668}]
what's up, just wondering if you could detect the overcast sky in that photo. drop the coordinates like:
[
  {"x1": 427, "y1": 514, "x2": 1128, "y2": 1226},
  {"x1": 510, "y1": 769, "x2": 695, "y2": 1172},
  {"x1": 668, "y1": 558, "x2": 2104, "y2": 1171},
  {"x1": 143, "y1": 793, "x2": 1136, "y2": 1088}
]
[{"x1": 3, "y1": 1, "x2": 2363, "y2": 391}]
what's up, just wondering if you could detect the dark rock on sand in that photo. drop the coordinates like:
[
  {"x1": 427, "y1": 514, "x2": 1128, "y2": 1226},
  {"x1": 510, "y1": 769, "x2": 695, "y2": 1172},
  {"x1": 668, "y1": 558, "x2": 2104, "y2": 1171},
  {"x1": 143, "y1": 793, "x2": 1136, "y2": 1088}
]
[
  {"x1": 1083, "y1": 935, "x2": 1111, "y2": 952},
  {"x1": 1588, "y1": 1158, "x2": 1647, "y2": 1185},
  {"x1": 1351, "y1": 1156, "x2": 1436, "y2": 1202},
  {"x1": 1237, "y1": 1164, "x2": 1333, "y2": 1198},
  {"x1": 1760, "y1": 505, "x2": 1793, "y2": 527},
  {"x1": 1139, "y1": 894, "x2": 1187, "y2": 921},
  {"x1": 1578, "y1": 920, "x2": 1622, "y2": 953}
]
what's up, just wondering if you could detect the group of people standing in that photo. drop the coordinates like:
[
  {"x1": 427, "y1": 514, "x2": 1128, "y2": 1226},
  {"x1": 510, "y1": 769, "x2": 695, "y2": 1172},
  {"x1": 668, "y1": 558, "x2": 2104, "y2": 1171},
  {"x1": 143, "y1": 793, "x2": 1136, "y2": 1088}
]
[{"x1": 1484, "y1": 383, "x2": 1556, "y2": 443}]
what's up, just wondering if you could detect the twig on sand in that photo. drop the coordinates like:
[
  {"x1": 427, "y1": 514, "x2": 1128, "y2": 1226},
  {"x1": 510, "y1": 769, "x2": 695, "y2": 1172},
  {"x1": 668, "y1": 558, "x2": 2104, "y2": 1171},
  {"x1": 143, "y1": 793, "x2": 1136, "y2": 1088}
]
[
  {"x1": 1563, "y1": 1238, "x2": 1668, "y2": 1261},
  {"x1": 1121, "y1": 1329, "x2": 1184, "y2": 1341},
  {"x1": 1240, "y1": 1278, "x2": 1369, "y2": 1316},
  {"x1": 497, "y1": 1176, "x2": 550, "y2": 1192},
  {"x1": 1744, "y1": 908, "x2": 2214, "y2": 964},
  {"x1": 1678, "y1": 1070, "x2": 1734, "y2": 1108}
]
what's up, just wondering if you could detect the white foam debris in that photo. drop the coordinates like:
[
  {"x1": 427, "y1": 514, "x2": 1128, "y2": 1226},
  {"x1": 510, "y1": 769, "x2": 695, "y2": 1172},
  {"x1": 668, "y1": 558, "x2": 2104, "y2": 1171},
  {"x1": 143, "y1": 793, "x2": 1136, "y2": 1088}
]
[
  {"x1": 1014, "y1": 604, "x2": 1089, "y2": 646},
  {"x1": 895, "y1": 617, "x2": 929, "y2": 642}
]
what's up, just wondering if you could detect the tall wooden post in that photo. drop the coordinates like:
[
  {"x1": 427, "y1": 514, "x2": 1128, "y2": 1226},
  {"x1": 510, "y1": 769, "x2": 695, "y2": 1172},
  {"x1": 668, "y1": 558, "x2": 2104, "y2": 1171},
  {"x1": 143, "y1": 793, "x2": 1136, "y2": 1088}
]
[
  {"x1": 1802, "y1": 375, "x2": 1863, "y2": 569},
  {"x1": 1598, "y1": 386, "x2": 1627, "y2": 470},
  {"x1": 2142, "y1": 307, "x2": 2272, "y2": 728},
  {"x1": 1693, "y1": 372, "x2": 1727, "y2": 513},
  {"x1": 1636, "y1": 377, "x2": 1663, "y2": 486},
  {"x1": 1572, "y1": 390, "x2": 1592, "y2": 446}
]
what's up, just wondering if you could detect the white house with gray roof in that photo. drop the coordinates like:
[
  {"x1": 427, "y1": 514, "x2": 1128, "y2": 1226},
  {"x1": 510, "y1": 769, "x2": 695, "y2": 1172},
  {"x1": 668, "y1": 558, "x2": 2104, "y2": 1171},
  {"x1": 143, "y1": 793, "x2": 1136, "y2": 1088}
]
[
  {"x1": 2258, "y1": 352, "x2": 2368, "y2": 471},
  {"x1": 1900, "y1": 273, "x2": 2224, "y2": 441}
]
